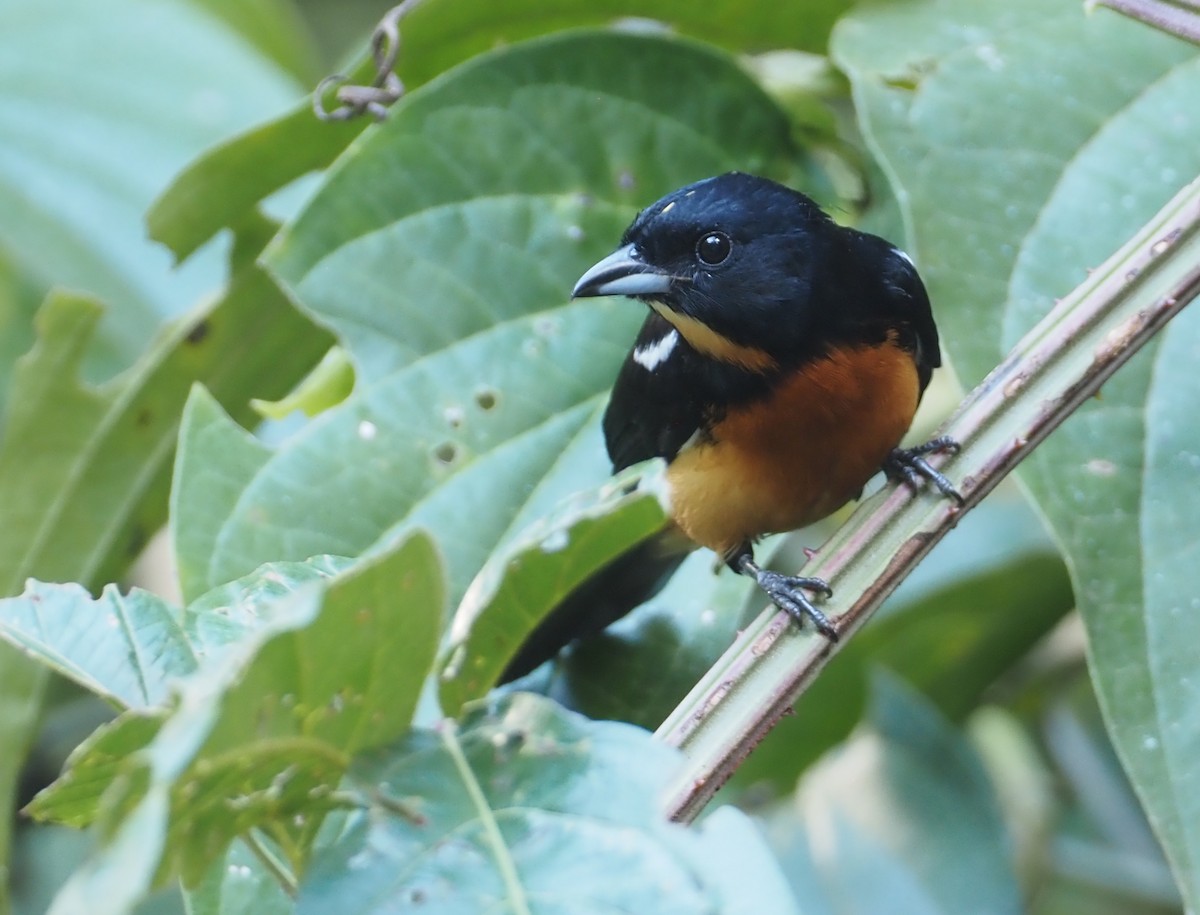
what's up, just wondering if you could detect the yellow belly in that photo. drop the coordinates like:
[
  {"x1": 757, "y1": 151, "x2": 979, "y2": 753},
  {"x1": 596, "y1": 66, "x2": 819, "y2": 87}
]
[{"x1": 665, "y1": 343, "x2": 920, "y2": 557}]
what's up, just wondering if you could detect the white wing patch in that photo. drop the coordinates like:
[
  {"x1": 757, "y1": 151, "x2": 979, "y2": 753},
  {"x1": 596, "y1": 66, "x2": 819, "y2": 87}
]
[{"x1": 632, "y1": 329, "x2": 679, "y2": 372}]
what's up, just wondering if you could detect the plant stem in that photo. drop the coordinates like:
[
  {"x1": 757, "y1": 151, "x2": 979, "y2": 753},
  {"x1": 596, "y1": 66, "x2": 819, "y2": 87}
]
[
  {"x1": 1089, "y1": 0, "x2": 1200, "y2": 44},
  {"x1": 244, "y1": 830, "x2": 299, "y2": 898},
  {"x1": 655, "y1": 177, "x2": 1200, "y2": 823}
]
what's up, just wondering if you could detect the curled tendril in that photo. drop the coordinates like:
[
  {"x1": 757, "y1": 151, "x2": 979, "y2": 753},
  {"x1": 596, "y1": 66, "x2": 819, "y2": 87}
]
[{"x1": 313, "y1": 0, "x2": 424, "y2": 122}]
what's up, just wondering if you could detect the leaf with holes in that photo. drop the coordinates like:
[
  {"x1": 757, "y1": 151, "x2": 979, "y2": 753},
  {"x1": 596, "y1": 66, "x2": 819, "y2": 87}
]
[
  {"x1": 174, "y1": 32, "x2": 810, "y2": 624},
  {"x1": 297, "y1": 692, "x2": 798, "y2": 914},
  {"x1": 834, "y1": 0, "x2": 1200, "y2": 904}
]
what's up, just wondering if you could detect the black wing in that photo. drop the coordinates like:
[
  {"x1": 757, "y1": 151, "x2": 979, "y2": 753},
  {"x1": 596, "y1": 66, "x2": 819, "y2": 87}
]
[
  {"x1": 837, "y1": 230, "x2": 943, "y2": 396},
  {"x1": 879, "y1": 245, "x2": 942, "y2": 389},
  {"x1": 602, "y1": 313, "x2": 708, "y2": 471}
]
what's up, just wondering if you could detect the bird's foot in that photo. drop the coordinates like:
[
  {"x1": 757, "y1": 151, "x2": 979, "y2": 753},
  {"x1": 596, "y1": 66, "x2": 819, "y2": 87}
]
[
  {"x1": 736, "y1": 555, "x2": 838, "y2": 641},
  {"x1": 884, "y1": 436, "x2": 963, "y2": 504}
]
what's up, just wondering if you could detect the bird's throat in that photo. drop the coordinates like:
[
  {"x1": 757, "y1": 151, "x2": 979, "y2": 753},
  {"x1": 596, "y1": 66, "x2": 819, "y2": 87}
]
[{"x1": 647, "y1": 300, "x2": 776, "y2": 372}]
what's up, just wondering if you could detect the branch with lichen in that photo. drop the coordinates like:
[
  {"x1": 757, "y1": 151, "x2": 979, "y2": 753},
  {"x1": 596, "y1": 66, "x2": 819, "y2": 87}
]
[{"x1": 655, "y1": 176, "x2": 1200, "y2": 823}]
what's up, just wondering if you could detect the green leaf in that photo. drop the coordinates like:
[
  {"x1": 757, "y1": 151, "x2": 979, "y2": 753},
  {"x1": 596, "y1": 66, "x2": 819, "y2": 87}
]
[
  {"x1": 149, "y1": 4, "x2": 848, "y2": 263},
  {"x1": 266, "y1": 32, "x2": 801, "y2": 295},
  {"x1": 38, "y1": 533, "x2": 443, "y2": 903},
  {"x1": 0, "y1": 638, "x2": 48, "y2": 910},
  {"x1": 396, "y1": 0, "x2": 857, "y2": 88},
  {"x1": 297, "y1": 692, "x2": 797, "y2": 914},
  {"x1": 0, "y1": 581, "x2": 197, "y2": 709},
  {"x1": 0, "y1": 557, "x2": 347, "y2": 712},
  {"x1": 0, "y1": 271, "x2": 328, "y2": 599},
  {"x1": 172, "y1": 388, "x2": 275, "y2": 604},
  {"x1": 202, "y1": 539, "x2": 443, "y2": 762},
  {"x1": 183, "y1": 309, "x2": 619, "y2": 596},
  {"x1": 439, "y1": 462, "x2": 671, "y2": 713},
  {"x1": 793, "y1": 675, "x2": 1021, "y2": 914},
  {"x1": 190, "y1": 0, "x2": 320, "y2": 84},
  {"x1": 26, "y1": 713, "x2": 166, "y2": 828},
  {"x1": 1137, "y1": 304, "x2": 1200, "y2": 888},
  {"x1": 147, "y1": 113, "x2": 365, "y2": 266},
  {"x1": 0, "y1": 0, "x2": 301, "y2": 378},
  {"x1": 177, "y1": 32, "x2": 805, "y2": 610},
  {"x1": 833, "y1": 0, "x2": 1200, "y2": 904},
  {"x1": 0, "y1": 250, "x2": 46, "y2": 416},
  {"x1": 250, "y1": 345, "x2": 355, "y2": 421}
]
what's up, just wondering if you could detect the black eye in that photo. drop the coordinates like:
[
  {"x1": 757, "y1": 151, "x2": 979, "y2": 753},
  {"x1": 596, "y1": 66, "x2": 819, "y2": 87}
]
[{"x1": 696, "y1": 231, "x2": 732, "y2": 266}]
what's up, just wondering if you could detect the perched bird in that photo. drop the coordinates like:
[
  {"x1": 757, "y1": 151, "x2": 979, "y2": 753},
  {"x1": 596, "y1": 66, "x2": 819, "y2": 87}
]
[{"x1": 501, "y1": 172, "x2": 958, "y2": 682}]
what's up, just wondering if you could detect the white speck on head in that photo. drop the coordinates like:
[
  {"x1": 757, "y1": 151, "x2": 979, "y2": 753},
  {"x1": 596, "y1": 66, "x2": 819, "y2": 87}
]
[
  {"x1": 357, "y1": 420, "x2": 378, "y2": 441},
  {"x1": 632, "y1": 329, "x2": 679, "y2": 371},
  {"x1": 893, "y1": 247, "x2": 915, "y2": 268},
  {"x1": 660, "y1": 201, "x2": 676, "y2": 215}
]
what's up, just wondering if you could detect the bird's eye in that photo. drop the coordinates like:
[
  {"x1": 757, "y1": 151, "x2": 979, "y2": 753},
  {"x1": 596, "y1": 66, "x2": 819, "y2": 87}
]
[{"x1": 696, "y1": 231, "x2": 732, "y2": 266}]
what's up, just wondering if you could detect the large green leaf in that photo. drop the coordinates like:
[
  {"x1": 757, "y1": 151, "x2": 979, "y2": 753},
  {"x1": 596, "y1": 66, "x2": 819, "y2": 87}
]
[
  {"x1": 0, "y1": 273, "x2": 325, "y2": 912},
  {"x1": 172, "y1": 388, "x2": 275, "y2": 604},
  {"x1": 266, "y1": 31, "x2": 802, "y2": 295},
  {"x1": 297, "y1": 692, "x2": 798, "y2": 914},
  {"x1": 25, "y1": 533, "x2": 442, "y2": 905},
  {"x1": 0, "y1": 0, "x2": 301, "y2": 379},
  {"x1": 0, "y1": 556, "x2": 347, "y2": 711},
  {"x1": 174, "y1": 33, "x2": 806, "y2": 614},
  {"x1": 150, "y1": 3, "x2": 851, "y2": 263},
  {"x1": 833, "y1": 0, "x2": 1200, "y2": 904}
]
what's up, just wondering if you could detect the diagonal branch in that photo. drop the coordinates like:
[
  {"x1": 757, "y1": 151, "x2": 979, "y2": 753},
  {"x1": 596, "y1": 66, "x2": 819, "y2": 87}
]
[
  {"x1": 1090, "y1": 0, "x2": 1200, "y2": 45},
  {"x1": 655, "y1": 176, "x2": 1200, "y2": 823}
]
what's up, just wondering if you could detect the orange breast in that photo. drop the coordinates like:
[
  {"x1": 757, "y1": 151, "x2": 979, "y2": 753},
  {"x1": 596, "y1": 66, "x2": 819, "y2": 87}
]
[{"x1": 665, "y1": 342, "x2": 920, "y2": 557}]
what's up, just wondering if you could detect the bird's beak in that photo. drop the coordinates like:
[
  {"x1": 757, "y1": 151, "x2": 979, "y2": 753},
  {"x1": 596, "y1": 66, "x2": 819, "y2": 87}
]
[{"x1": 571, "y1": 244, "x2": 674, "y2": 299}]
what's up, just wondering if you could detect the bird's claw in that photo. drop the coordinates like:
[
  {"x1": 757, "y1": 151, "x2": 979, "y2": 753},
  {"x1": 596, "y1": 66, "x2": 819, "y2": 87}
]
[
  {"x1": 885, "y1": 436, "x2": 963, "y2": 504},
  {"x1": 737, "y1": 556, "x2": 838, "y2": 641}
]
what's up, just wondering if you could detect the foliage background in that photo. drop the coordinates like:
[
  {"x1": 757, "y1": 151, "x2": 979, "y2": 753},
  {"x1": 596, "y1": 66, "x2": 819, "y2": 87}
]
[{"x1": 0, "y1": 0, "x2": 1196, "y2": 912}]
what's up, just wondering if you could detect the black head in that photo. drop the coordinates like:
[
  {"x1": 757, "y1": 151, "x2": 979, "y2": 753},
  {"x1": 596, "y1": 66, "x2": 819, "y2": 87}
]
[{"x1": 572, "y1": 173, "x2": 836, "y2": 364}]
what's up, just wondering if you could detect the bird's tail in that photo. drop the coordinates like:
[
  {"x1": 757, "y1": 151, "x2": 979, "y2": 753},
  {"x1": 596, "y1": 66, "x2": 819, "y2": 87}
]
[{"x1": 499, "y1": 527, "x2": 692, "y2": 683}]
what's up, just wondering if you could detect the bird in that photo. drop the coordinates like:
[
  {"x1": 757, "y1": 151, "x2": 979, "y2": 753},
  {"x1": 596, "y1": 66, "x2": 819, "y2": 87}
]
[{"x1": 500, "y1": 172, "x2": 959, "y2": 682}]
